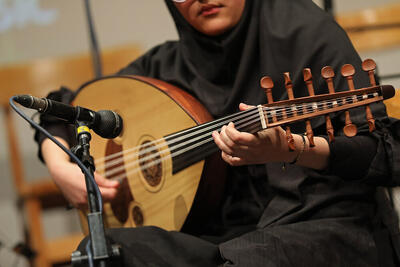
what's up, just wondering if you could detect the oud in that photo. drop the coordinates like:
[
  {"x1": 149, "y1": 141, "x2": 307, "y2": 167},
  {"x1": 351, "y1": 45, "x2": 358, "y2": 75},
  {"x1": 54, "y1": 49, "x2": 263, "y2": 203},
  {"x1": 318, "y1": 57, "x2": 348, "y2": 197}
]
[{"x1": 74, "y1": 59, "x2": 395, "y2": 234}]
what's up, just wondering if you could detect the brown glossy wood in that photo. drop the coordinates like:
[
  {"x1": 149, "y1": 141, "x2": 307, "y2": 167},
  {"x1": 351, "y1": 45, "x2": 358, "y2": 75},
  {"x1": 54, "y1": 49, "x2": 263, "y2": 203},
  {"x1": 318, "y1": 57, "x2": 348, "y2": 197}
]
[
  {"x1": 263, "y1": 85, "x2": 394, "y2": 128},
  {"x1": 340, "y1": 64, "x2": 358, "y2": 137},
  {"x1": 283, "y1": 73, "x2": 295, "y2": 151},
  {"x1": 336, "y1": 3, "x2": 400, "y2": 52},
  {"x1": 362, "y1": 59, "x2": 377, "y2": 86},
  {"x1": 260, "y1": 76, "x2": 275, "y2": 104},
  {"x1": 284, "y1": 72, "x2": 295, "y2": 100},
  {"x1": 321, "y1": 66, "x2": 336, "y2": 141},
  {"x1": 321, "y1": 66, "x2": 336, "y2": 94},
  {"x1": 266, "y1": 96, "x2": 384, "y2": 128},
  {"x1": 260, "y1": 76, "x2": 277, "y2": 122},
  {"x1": 74, "y1": 76, "x2": 225, "y2": 233},
  {"x1": 303, "y1": 68, "x2": 315, "y2": 96},
  {"x1": 263, "y1": 86, "x2": 389, "y2": 107},
  {"x1": 362, "y1": 59, "x2": 377, "y2": 131},
  {"x1": 341, "y1": 64, "x2": 356, "y2": 90},
  {"x1": 302, "y1": 68, "x2": 315, "y2": 147}
]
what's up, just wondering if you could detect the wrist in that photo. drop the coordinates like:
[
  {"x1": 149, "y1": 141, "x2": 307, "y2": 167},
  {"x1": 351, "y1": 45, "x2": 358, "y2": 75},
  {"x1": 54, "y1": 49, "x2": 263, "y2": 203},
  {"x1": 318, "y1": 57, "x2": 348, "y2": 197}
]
[
  {"x1": 289, "y1": 134, "x2": 307, "y2": 164},
  {"x1": 294, "y1": 136, "x2": 329, "y2": 170}
]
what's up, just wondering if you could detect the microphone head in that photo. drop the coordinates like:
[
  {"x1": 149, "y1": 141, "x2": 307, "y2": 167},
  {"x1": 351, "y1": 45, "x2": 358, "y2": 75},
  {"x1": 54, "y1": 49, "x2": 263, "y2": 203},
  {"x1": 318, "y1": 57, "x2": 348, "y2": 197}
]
[
  {"x1": 14, "y1": 95, "x2": 34, "y2": 108},
  {"x1": 93, "y1": 110, "x2": 123, "y2": 139}
]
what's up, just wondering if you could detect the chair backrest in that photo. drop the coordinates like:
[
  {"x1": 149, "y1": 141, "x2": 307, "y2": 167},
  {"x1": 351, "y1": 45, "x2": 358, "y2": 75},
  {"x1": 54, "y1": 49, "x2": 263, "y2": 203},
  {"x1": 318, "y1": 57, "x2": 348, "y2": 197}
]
[
  {"x1": 336, "y1": 3, "x2": 400, "y2": 52},
  {"x1": 0, "y1": 44, "x2": 142, "y2": 102}
]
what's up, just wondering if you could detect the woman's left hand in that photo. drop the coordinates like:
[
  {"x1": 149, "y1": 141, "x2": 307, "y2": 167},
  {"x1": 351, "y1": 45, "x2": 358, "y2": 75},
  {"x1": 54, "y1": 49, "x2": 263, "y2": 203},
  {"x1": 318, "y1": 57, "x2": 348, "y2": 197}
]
[{"x1": 212, "y1": 103, "x2": 296, "y2": 166}]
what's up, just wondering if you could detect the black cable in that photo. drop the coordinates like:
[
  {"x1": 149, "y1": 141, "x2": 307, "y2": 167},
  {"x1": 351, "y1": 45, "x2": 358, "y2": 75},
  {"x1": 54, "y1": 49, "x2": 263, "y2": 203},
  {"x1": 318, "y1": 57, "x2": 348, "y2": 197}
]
[
  {"x1": 10, "y1": 96, "x2": 104, "y2": 266},
  {"x1": 9, "y1": 96, "x2": 103, "y2": 212},
  {"x1": 324, "y1": 0, "x2": 334, "y2": 15}
]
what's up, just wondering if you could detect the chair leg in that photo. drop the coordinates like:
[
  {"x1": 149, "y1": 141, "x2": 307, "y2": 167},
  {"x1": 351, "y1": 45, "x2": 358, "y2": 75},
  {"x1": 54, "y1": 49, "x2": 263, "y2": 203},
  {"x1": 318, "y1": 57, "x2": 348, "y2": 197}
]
[{"x1": 25, "y1": 199, "x2": 51, "y2": 267}]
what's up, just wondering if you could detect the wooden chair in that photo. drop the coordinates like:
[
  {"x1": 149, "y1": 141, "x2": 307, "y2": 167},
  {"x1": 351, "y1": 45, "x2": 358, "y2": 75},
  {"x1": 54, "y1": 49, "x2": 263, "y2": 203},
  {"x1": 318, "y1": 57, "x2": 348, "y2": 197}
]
[
  {"x1": 0, "y1": 44, "x2": 141, "y2": 267},
  {"x1": 336, "y1": 2, "x2": 400, "y2": 52}
]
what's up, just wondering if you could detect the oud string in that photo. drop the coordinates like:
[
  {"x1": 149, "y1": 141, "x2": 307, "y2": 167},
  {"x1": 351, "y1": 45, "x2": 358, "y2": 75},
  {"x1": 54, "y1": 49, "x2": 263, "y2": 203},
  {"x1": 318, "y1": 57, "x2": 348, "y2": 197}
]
[
  {"x1": 263, "y1": 93, "x2": 377, "y2": 118},
  {"x1": 95, "y1": 92, "x2": 379, "y2": 180},
  {"x1": 95, "y1": 108, "x2": 262, "y2": 181},
  {"x1": 96, "y1": 93, "x2": 378, "y2": 178},
  {"x1": 95, "y1": 107, "x2": 259, "y2": 166},
  {"x1": 95, "y1": 107, "x2": 261, "y2": 172}
]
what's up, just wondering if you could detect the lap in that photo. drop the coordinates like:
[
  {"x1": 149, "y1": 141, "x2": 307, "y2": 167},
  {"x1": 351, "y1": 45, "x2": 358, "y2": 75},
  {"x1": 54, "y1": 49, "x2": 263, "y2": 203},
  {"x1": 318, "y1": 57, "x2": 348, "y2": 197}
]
[
  {"x1": 76, "y1": 219, "x2": 394, "y2": 267},
  {"x1": 77, "y1": 226, "x2": 223, "y2": 267}
]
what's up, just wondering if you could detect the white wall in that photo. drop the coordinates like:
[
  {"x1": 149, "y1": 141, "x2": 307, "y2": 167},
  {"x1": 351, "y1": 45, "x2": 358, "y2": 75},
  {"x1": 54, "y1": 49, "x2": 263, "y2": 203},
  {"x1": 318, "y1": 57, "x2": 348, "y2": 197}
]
[{"x1": 0, "y1": 1, "x2": 399, "y2": 266}]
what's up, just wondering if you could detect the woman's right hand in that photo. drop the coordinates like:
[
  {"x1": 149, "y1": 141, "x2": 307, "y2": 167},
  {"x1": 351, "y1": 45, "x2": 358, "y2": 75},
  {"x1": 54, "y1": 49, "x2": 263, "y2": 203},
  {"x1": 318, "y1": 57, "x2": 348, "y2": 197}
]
[{"x1": 41, "y1": 137, "x2": 120, "y2": 209}]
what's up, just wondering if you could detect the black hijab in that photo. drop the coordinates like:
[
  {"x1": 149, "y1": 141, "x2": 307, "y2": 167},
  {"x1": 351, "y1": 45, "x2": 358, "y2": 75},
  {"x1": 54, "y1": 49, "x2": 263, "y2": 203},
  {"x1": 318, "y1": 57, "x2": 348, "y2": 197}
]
[{"x1": 121, "y1": 0, "x2": 368, "y2": 123}]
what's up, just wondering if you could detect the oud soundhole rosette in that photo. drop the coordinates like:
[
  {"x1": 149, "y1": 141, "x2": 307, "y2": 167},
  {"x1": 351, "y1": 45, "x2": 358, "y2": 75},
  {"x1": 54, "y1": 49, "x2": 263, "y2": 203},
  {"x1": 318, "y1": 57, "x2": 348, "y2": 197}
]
[{"x1": 138, "y1": 136, "x2": 165, "y2": 192}]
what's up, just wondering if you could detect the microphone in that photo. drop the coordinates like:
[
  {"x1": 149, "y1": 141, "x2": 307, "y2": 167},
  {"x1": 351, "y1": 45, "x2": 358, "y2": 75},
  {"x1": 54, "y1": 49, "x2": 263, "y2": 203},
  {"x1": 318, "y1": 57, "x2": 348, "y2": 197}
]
[{"x1": 14, "y1": 95, "x2": 123, "y2": 139}]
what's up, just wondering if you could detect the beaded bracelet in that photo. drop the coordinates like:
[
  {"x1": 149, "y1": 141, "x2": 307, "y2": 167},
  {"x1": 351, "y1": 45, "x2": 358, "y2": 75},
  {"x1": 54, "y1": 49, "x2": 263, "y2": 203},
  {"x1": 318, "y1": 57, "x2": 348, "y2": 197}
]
[{"x1": 289, "y1": 134, "x2": 306, "y2": 165}]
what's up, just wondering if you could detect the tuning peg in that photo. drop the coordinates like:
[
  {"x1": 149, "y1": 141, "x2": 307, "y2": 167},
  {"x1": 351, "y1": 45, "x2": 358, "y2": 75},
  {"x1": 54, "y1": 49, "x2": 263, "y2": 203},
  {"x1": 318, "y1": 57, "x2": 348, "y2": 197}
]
[
  {"x1": 341, "y1": 64, "x2": 356, "y2": 90},
  {"x1": 340, "y1": 64, "x2": 358, "y2": 137},
  {"x1": 284, "y1": 73, "x2": 295, "y2": 100},
  {"x1": 302, "y1": 68, "x2": 315, "y2": 147},
  {"x1": 260, "y1": 76, "x2": 274, "y2": 104},
  {"x1": 362, "y1": 59, "x2": 377, "y2": 86},
  {"x1": 260, "y1": 76, "x2": 278, "y2": 124},
  {"x1": 361, "y1": 59, "x2": 377, "y2": 132},
  {"x1": 303, "y1": 68, "x2": 315, "y2": 96},
  {"x1": 321, "y1": 66, "x2": 336, "y2": 94},
  {"x1": 321, "y1": 66, "x2": 335, "y2": 142},
  {"x1": 283, "y1": 72, "x2": 295, "y2": 151}
]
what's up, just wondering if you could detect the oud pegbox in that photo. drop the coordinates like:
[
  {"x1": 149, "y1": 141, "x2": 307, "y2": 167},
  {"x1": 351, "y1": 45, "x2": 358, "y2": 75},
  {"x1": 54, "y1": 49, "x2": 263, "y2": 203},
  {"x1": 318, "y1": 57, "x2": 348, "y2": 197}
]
[{"x1": 259, "y1": 59, "x2": 393, "y2": 151}]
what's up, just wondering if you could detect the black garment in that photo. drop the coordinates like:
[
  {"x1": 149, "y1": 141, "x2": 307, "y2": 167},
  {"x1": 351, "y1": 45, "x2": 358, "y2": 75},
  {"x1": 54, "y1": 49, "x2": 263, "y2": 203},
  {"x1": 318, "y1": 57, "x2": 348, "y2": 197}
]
[
  {"x1": 34, "y1": 0, "x2": 400, "y2": 266},
  {"x1": 76, "y1": 227, "x2": 223, "y2": 267}
]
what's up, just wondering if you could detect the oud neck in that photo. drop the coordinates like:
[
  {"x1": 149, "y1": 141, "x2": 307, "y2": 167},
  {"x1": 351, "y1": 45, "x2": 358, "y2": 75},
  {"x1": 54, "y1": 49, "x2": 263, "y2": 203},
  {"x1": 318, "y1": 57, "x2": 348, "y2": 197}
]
[
  {"x1": 261, "y1": 85, "x2": 390, "y2": 128},
  {"x1": 165, "y1": 84, "x2": 391, "y2": 173},
  {"x1": 165, "y1": 108, "x2": 264, "y2": 173}
]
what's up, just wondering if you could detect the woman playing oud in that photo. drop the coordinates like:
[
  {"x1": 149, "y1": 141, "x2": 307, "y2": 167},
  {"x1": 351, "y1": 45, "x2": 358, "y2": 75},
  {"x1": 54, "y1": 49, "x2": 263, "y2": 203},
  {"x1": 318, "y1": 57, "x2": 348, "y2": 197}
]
[{"x1": 35, "y1": 0, "x2": 400, "y2": 266}]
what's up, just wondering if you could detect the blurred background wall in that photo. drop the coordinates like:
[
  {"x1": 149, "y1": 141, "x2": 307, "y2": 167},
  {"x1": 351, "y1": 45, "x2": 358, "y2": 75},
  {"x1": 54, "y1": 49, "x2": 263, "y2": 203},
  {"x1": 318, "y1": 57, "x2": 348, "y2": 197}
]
[{"x1": 0, "y1": 0, "x2": 399, "y2": 266}]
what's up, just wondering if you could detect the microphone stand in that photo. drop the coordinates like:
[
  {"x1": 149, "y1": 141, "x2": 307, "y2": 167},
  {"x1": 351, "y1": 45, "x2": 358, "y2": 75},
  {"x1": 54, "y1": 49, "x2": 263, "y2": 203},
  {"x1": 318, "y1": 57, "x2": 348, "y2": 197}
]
[
  {"x1": 70, "y1": 121, "x2": 120, "y2": 267},
  {"x1": 83, "y1": 0, "x2": 102, "y2": 78},
  {"x1": 324, "y1": 0, "x2": 333, "y2": 15}
]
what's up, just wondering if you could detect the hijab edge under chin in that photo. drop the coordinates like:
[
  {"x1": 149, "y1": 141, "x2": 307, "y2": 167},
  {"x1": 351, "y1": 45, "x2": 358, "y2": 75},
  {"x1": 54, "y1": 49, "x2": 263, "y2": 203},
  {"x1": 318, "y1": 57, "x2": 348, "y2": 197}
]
[{"x1": 164, "y1": 0, "x2": 253, "y2": 46}]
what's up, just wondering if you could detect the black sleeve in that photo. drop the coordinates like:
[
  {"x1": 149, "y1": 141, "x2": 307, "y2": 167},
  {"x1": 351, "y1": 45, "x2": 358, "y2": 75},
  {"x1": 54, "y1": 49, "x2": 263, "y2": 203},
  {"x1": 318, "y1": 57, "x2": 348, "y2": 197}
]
[
  {"x1": 34, "y1": 86, "x2": 76, "y2": 162},
  {"x1": 326, "y1": 135, "x2": 378, "y2": 180},
  {"x1": 320, "y1": 117, "x2": 400, "y2": 187},
  {"x1": 295, "y1": 15, "x2": 400, "y2": 186}
]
